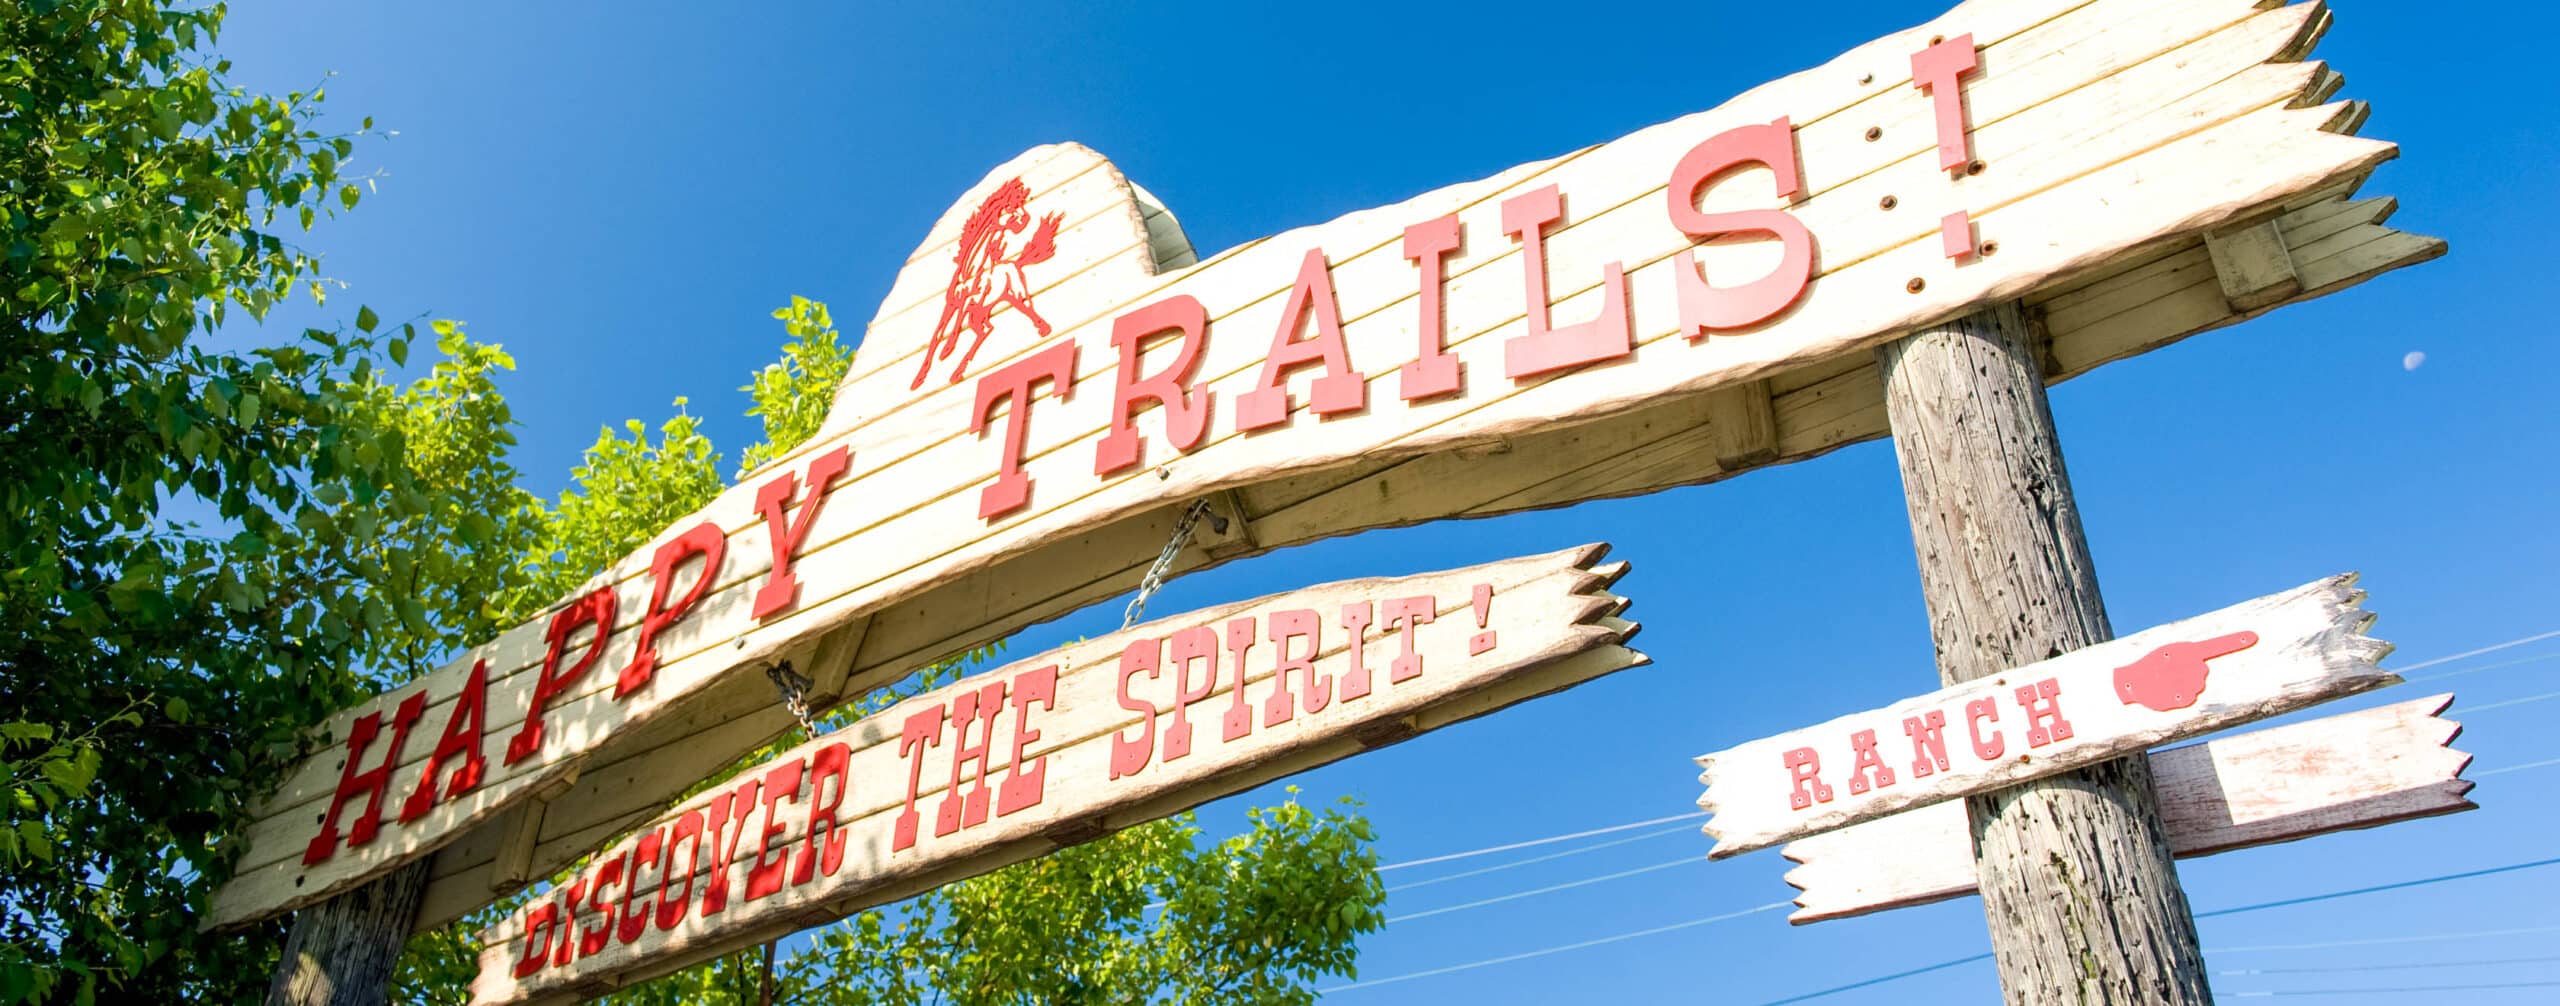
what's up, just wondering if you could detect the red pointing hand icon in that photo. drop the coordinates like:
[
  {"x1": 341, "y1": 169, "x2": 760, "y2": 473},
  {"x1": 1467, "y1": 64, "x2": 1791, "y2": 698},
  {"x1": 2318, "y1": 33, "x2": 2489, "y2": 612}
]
[{"x1": 2113, "y1": 631, "x2": 2258, "y2": 713}]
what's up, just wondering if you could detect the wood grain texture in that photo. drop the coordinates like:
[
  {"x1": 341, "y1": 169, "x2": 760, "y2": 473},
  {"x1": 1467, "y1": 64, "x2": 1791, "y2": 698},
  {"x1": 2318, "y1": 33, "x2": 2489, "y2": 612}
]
[
  {"x1": 1781, "y1": 693, "x2": 2473, "y2": 923},
  {"x1": 1697, "y1": 573, "x2": 2394, "y2": 855},
  {"x1": 468, "y1": 546, "x2": 1641, "y2": 1004},
  {"x1": 262, "y1": 860, "x2": 428, "y2": 1006},
  {"x1": 212, "y1": 0, "x2": 2441, "y2": 932},
  {"x1": 1876, "y1": 301, "x2": 2206, "y2": 1004}
]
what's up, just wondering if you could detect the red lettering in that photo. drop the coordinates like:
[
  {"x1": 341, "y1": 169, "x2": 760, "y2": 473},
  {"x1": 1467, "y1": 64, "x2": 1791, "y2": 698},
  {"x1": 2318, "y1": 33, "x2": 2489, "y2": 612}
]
[
  {"x1": 1336, "y1": 602, "x2": 1376, "y2": 702},
  {"x1": 513, "y1": 902, "x2": 559, "y2": 978},
  {"x1": 936, "y1": 680, "x2": 1008, "y2": 837},
  {"x1": 618, "y1": 827, "x2": 664, "y2": 944},
  {"x1": 893, "y1": 706, "x2": 944, "y2": 852},
  {"x1": 2014, "y1": 678, "x2": 2073, "y2": 748},
  {"x1": 1381, "y1": 596, "x2": 1436, "y2": 684},
  {"x1": 970, "y1": 342, "x2": 1075, "y2": 520},
  {"x1": 744, "y1": 758, "x2": 804, "y2": 901},
  {"x1": 1095, "y1": 294, "x2": 1212, "y2": 477},
  {"x1": 1111, "y1": 638, "x2": 1160, "y2": 780},
  {"x1": 505, "y1": 586, "x2": 616, "y2": 765},
  {"x1": 698, "y1": 778, "x2": 762, "y2": 916},
  {"x1": 304, "y1": 690, "x2": 427, "y2": 865},
  {"x1": 579, "y1": 852, "x2": 625, "y2": 957},
  {"x1": 1238, "y1": 249, "x2": 1365, "y2": 430},
  {"x1": 399, "y1": 660, "x2": 487, "y2": 824},
  {"x1": 1845, "y1": 728, "x2": 1896, "y2": 795},
  {"x1": 621, "y1": 522, "x2": 727, "y2": 695},
  {"x1": 1784, "y1": 747, "x2": 1833, "y2": 810},
  {"x1": 1965, "y1": 697, "x2": 2006, "y2": 761},
  {"x1": 1666, "y1": 117, "x2": 1816, "y2": 336},
  {"x1": 794, "y1": 742, "x2": 851, "y2": 884},
  {"x1": 1261, "y1": 609, "x2": 1327, "y2": 725},
  {"x1": 550, "y1": 878, "x2": 586, "y2": 967},
  {"x1": 654, "y1": 809, "x2": 704, "y2": 931},
  {"x1": 1399, "y1": 214, "x2": 1465, "y2": 401},
  {"x1": 1501, "y1": 184, "x2": 1630, "y2": 380},
  {"x1": 750, "y1": 445, "x2": 850, "y2": 619},
  {"x1": 1911, "y1": 33, "x2": 1981, "y2": 171},
  {"x1": 1220, "y1": 616, "x2": 1258, "y2": 742},
  {"x1": 998, "y1": 665, "x2": 1056, "y2": 817},
  {"x1": 1161, "y1": 626, "x2": 1218, "y2": 761},
  {"x1": 1904, "y1": 710, "x2": 1951, "y2": 779}
]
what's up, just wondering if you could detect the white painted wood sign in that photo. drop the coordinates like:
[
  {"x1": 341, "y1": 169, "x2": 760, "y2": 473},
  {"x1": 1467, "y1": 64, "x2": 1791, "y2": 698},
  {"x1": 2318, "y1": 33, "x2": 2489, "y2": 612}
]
[
  {"x1": 466, "y1": 545, "x2": 1640, "y2": 1003},
  {"x1": 1779, "y1": 693, "x2": 2473, "y2": 922},
  {"x1": 1695, "y1": 574, "x2": 2393, "y2": 857},
  {"x1": 211, "y1": 0, "x2": 2443, "y2": 930}
]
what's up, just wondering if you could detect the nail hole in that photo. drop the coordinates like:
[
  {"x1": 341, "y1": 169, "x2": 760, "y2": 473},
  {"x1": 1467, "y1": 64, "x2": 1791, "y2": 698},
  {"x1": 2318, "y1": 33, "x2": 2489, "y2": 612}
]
[
  {"x1": 1879, "y1": 195, "x2": 1898, "y2": 210},
  {"x1": 1930, "y1": 34, "x2": 1945, "y2": 45},
  {"x1": 1966, "y1": 159, "x2": 1986, "y2": 176},
  {"x1": 1906, "y1": 278, "x2": 1926, "y2": 293},
  {"x1": 1864, "y1": 126, "x2": 1882, "y2": 141},
  {"x1": 1980, "y1": 240, "x2": 1999, "y2": 257},
  {"x1": 1858, "y1": 73, "x2": 1875, "y2": 85}
]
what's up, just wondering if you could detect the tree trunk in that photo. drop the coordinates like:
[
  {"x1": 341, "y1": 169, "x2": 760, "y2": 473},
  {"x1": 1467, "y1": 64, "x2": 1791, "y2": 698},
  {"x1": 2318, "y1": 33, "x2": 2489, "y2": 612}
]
[
  {"x1": 263, "y1": 859, "x2": 429, "y2": 1006},
  {"x1": 1874, "y1": 301, "x2": 2212, "y2": 1005}
]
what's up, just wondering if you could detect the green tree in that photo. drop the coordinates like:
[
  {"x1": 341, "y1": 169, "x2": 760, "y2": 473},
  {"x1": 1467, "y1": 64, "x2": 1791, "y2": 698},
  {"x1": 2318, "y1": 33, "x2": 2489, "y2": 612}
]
[{"x1": 2, "y1": 3, "x2": 539, "y2": 1002}]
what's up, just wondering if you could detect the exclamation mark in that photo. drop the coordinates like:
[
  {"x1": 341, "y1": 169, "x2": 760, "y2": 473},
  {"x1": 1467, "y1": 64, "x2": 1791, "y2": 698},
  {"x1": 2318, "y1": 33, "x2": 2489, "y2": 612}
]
[{"x1": 1469, "y1": 584, "x2": 1496, "y2": 655}]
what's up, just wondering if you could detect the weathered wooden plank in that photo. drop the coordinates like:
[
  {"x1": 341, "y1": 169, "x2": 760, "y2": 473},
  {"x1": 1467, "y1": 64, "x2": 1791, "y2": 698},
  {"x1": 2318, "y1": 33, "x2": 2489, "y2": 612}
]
[
  {"x1": 1696, "y1": 574, "x2": 2395, "y2": 858},
  {"x1": 215, "y1": 0, "x2": 2439, "y2": 930},
  {"x1": 466, "y1": 546, "x2": 1641, "y2": 1004},
  {"x1": 2205, "y1": 219, "x2": 2302, "y2": 310},
  {"x1": 1781, "y1": 694, "x2": 2474, "y2": 923}
]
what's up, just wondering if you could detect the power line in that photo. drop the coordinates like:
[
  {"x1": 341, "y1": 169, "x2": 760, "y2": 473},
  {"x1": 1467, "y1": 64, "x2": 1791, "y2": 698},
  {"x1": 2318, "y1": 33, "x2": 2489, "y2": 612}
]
[
  {"x1": 2217, "y1": 923, "x2": 2560, "y2": 953},
  {"x1": 1386, "y1": 855, "x2": 1700, "y2": 924},
  {"x1": 1737, "y1": 856, "x2": 2560, "y2": 1005},
  {"x1": 2457, "y1": 688, "x2": 2560, "y2": 716},
  {"x1": 2220, "y1": 953, "x2": 2560, "y2": 976},
  {"x1": 1316, "y1": 902, "x2": 1789, "y2": 994},
  {"x1": 1386, "y1": 823, "x2": 1695, "y2": 894},
  {"x1": 2410, "y1": 649, "x2": 2560, "y2": 683},
  {"x1": 2394, "y1": 627, "x2": 2560, "y2": 673},
  {"x1": 2225, "y1": 979, "x2": 2560, "y2": 997},
  {"x1": 2477, "y1": 756, "x2": 2560, "y2": 778},
  {"x1": 1376, "y1": 811, "x2": 1702, "y2": 872}
]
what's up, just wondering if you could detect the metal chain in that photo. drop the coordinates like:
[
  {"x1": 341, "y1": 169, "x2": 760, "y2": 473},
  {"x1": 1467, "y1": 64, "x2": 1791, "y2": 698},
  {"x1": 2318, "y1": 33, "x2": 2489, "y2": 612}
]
[
  {"x1": 766, "y1": 660, "x2": 820, "y2": 735},
  {"x1": 1123, "y1": 499, "x2": 1217, "y2": 629}
]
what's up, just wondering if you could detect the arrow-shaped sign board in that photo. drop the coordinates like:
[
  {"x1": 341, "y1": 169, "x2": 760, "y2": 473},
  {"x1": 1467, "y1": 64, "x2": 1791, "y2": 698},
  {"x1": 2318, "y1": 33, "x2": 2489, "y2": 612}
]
[
  {"x1": 210, "y1": 0, "x2": 2442, "y2": 930},
  {"x1": 1778, "y1": 693, "x2": 2474, "y2": 923},
  {"x1": 1696, "y1": 574, "x2": 2394, "y2": 858},
  {"x1": 467, "y1": 545, "x2": 1639, "y2": 1004}
]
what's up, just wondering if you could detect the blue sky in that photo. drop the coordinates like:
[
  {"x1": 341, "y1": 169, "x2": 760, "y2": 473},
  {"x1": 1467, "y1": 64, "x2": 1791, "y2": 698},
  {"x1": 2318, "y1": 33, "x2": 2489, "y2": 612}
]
[{"x1": 218, "y1": 2, "x2": 2559, "y2": 1002}]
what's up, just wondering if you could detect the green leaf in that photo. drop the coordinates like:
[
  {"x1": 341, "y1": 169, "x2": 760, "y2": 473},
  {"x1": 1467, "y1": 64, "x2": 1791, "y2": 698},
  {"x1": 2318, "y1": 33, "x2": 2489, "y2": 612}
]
[
  {"x1": 339, "y1": 184, "x2": 361, "y2": 209},
  {"x1": 357, "y1": 305, "x2": 378, "y2": 333}
]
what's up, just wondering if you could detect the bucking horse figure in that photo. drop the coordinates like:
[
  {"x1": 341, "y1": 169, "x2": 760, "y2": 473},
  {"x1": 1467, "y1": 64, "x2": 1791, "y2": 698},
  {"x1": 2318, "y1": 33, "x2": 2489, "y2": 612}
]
[{"x1": 914, "y1": 177, "x2": 1064, "y2": 389}]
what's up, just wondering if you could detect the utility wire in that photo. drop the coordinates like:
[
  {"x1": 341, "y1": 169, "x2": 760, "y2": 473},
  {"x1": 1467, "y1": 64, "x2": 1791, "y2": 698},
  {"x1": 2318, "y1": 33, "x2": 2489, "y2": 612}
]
[
  {"x1": 2225, "y1": 979, "x2": 2560, "y2": 997},
  {"x1": 2219, "y1": 953, "x2": 2560, "y2": 976},
  {"x1": 2477, "y1": 756, "x2": 2560, "y2": 778},
  {"x1": 2410, "y1": 649, "x2": 2560, "y2": 684},
  {"x1": 1387, "y1": 823, "x2": 1695, "y2": 894},
  {"x1": 2457, "y1": 688, "x2": 2560, "y2": 716},
  {"x1": 2393, "y1": 627, "x2": 2560, "y2": 673},
  {"x1": 1377, "y1": 811, "x2": 1703, "y2": 872},
  {"x1": 2217, "y1": 923, "x2": 2560, "y2": 953},
  {"x1": 1316, "y1": 902, "x2": 1789, "y2": 994},
  {"x1": 1386, "y1": 855, "x2": 1701, "y2": 924}
]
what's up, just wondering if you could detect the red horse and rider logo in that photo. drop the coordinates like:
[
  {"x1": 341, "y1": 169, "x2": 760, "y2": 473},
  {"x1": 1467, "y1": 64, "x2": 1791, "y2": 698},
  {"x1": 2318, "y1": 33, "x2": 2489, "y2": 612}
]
[{"x1": 913, "y1": 177, "x2": 1065, "y2": 389}]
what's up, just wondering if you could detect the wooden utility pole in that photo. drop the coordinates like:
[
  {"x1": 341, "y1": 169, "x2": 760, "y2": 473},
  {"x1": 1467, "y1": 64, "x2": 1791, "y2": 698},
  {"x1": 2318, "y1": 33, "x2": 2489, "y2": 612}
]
[
  {"x1": 1875, "y1": 302, "x2": 2211, "y2": 1004},
  {"x1": 263, "y1": 860, "x2": 428, "y2": 1006}
]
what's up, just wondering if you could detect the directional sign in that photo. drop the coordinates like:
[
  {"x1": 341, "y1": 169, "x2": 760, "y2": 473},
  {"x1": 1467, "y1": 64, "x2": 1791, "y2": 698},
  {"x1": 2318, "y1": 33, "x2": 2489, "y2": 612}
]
[
  {"x1": 1778, "y1": 693, "x2": 2474, "y2": 923},
  {"x1": 211, "y1": 0, "x2": 2442, "y2": 930},
  {"x1": 467, "y1": 545, "x2": 1640, "y2": 1003},
  {"x1": 1695, "y1": 574, "x2": 2394, "y2": 858}
]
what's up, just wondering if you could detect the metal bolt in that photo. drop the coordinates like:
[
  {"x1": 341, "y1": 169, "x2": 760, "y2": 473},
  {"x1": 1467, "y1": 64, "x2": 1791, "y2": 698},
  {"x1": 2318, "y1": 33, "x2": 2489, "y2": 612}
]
[
  {"x1": 1879, "y1": 194, "x2": 1898, "y2": 210},
  {"x1": 1907, "y1": 277, "x2": 1926, "y2": 293}
]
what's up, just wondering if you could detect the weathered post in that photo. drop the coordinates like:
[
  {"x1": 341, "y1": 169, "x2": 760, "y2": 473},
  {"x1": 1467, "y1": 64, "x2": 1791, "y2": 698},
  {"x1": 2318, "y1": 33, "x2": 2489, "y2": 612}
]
[
  {"x1": 1875, "y1": 301, "x2": 2212, "y2": 1004},
  {"x1": 263, "y1": 861, "x2": 428, "y2": 1006}
]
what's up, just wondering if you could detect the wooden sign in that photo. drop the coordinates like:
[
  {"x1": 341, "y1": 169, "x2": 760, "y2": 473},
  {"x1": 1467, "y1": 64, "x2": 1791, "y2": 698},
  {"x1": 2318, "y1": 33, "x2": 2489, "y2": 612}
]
[
  {"x1": 211, "y1": 0, "x2": 2443, "y2": 930},
  {"x1": 465, "y1": 545, "x2": 1639, "y2": 1003},
  {"x1": 1695, "y1": 574, "x2": 2392, "y2": 858},
  {"x1": 1779, "y1": 693, "x2": 2473, "y2": 923}
]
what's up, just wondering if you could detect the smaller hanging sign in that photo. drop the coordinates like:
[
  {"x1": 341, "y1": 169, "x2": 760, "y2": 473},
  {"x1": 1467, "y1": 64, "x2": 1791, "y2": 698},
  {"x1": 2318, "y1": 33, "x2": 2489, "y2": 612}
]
[
  {"x1": 1778, "y1": 692, "x2": 2474, "y2": 923},
  {"x1": 470, "y1": 544, "x2": 1641, "y2": 1004},
  {"x1": 1695, "y1": 574, "x2": 2393, "y2": 859}
]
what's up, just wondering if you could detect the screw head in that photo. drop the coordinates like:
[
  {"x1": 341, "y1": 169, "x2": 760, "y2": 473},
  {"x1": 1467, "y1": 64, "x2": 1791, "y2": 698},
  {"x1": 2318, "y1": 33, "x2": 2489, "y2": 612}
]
[
  {"x1": 1864, "y1": 126, "x2": 1882, "y2": 141},
  {"x1": 1907, "y1": 277, "x2": 1927, "y2": 293},
  {"x1": 1966, "y1": 159, "x2": 1987, "y2": 176},
  {"x1": 1879, "y1": 194, "x2": 1898, "y2": 210},
  {"x1": 1980, "y1": 240, "x2": 2000, "y2": 257}
]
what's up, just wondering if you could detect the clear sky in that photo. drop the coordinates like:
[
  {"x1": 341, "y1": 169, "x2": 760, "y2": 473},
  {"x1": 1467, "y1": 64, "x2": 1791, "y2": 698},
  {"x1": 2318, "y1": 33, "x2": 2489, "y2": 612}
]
[{"x1": 218, "y1": 1, "x2": 2558, "y2": 1002}]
